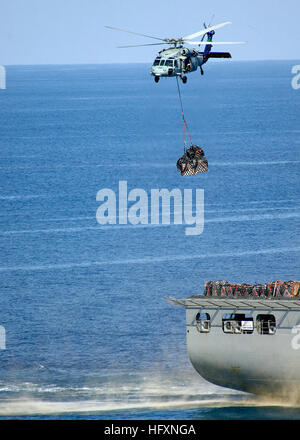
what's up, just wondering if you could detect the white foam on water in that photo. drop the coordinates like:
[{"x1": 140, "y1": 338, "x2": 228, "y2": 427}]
[
  {"x1": 205, "y1": 211, "x2": 300, "y2": 224},
  {"x1": 0, "y1": 159, "x2": 299, "y2": 171},
  {"x1": 6, "y1": 204, "x2": 300, "y2": 223},
  {"x1": 0, "y1": 194, "x2": 46, "y2": 200},
  {"x1": 0, "y1": 209, "x2": 299, "y2": 237},
  {"x1": 0, "y1": 246, "x2": 298, "y2": 273},
  {"x1": 206, "y1": 198, "x2": 299, "y2": 207},
  {"x1": 0, "y1": 376, "x2": 297, "y2": 416},
  {"x1": 0, "y1": 397, "x2": 235, "y2": 416},
  {"x1": 211, "y1": 160, "x2": 300, "y2": 167},
  {"x1": 206, "y1": 205, "x2": 300, "y2": 214},
  {"x1": 0, "y1": 374, "x2": 245, "y2": 416}
]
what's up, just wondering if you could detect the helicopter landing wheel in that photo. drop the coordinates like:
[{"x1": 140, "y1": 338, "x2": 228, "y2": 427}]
[
  {"x1": 154, "y1": 76, "x2": 160, "y2": 83},
  {"x1": 181, "y1": 75, "x2": 187, "y2": 84}
]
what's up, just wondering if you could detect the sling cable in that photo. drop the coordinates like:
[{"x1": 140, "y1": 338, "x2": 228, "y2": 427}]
[{"x1": 175, "y1": 76, "x2": 208, "y2": 176}]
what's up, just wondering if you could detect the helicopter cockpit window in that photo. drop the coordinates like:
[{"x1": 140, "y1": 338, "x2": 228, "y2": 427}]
[
  {"x1": 159, "y1": 60, "x2": 165, "y2": 66},
  {"x1": 153, "y1": 58, "x2": 161, "y2": 66},
  {"x1": 165, "y1": 59, "x2": 173, "y2": 66}
]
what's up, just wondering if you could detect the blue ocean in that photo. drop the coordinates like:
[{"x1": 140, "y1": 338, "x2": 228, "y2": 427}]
[{"x1": 0, "y1": 60, "x2": 299, "y2": 420}]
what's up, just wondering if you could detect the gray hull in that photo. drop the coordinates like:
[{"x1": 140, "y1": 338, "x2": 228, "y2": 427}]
[{"x1": 169, "y1": 296, "x2": 300, "y2": 396}]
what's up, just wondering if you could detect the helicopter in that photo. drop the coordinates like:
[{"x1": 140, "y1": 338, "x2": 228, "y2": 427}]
[{"x1": 105, "y1": 21, "x2": 246, "y2": 83}]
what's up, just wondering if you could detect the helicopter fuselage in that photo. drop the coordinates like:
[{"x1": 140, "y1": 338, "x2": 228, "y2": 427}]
[{"x1": 151, "y1": 47, "x2": 207, "y2": 83}]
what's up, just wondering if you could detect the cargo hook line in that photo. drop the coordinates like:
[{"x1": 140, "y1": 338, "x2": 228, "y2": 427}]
[{"x1": 176, "y1": 76, "x2": 193, "y2": 152}]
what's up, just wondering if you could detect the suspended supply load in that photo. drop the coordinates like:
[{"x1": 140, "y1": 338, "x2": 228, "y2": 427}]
[
  {"x1": 204, "y1": 280, "x2": 300, "y2": 298},
  {"x1": 175, "y1": 77, "x2": 208, "y2": 177},
  {"x1": 177, "y1": 144, "x2": 208, "y2": 176}
]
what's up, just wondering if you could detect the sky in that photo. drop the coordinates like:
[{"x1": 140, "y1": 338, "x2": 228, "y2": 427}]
[{"x1": 0, "y1": 0, "x2": 300, "y2": 65}]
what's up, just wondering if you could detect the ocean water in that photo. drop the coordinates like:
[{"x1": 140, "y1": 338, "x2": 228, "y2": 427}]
[{"x1": 0, "y1": 60, "x2": 299, "y2": 420}]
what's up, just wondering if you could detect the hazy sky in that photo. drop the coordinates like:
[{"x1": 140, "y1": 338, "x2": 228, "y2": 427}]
[{"x1": 1, "y1": 0, "x2": 300, "y2": 65}]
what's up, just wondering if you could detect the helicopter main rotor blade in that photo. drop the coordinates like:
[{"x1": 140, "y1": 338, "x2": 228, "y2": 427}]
[
  {"x1": 183, "y1": 21, "x2": 231, "y2": 40},
  {"x1": 185, "y1": 41, "x2": 246, "y2": 45},
  {"x1": 105, "y1": 26, "x2": 165, "y2": 42},
  {"x1": 118, "y1": 43, "x2": 168, "y2": 48}
]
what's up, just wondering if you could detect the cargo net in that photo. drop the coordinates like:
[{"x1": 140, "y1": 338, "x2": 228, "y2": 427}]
[
  {"x1": 176, "y1": 145, "x2": 208, "y2": 177},
  {"x1": 204, "y1": 280, "x2": 300, "y2": 298}
]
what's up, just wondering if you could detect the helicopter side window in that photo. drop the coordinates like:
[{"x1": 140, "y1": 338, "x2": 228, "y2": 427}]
[
  {"x1": 159, "y1": 60, "x2": 165, "y2": 66},
  {"x1": 165, "y1": 59, "x2": 173, "y2": 66},
  {"x1": 174, "y1": 60, "x2": 179, "y2": 68}
]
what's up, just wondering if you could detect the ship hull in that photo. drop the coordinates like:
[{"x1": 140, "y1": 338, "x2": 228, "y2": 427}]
[
  {"x1": 187, "y1": 328, "x2": 300, "y2": 395},
  {"x1": 177, "y1": 297, "x2": 300, "y2": 396}
]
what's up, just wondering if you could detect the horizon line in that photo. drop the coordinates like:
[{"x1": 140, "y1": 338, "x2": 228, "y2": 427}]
[{"x1": 2, "y1": 59, "x2": 299, "y2": 67}]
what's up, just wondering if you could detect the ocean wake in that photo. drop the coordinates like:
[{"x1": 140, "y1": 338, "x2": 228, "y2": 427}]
[
  {"x1": 0, "y1": 374, "x2": 261, "y2": 417},
  {"x1": 0, "y1": 375, "x2": 298, "y2": 417}
]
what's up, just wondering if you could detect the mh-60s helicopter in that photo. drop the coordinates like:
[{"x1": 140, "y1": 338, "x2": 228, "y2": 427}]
[{"x1": 106, "y1": 21, "x2": 245, "y2": 83}]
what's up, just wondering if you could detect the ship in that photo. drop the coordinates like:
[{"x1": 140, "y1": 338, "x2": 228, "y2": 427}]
[{"x1": 167, "y1": 280, "x2": 300, "y2": 398}]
